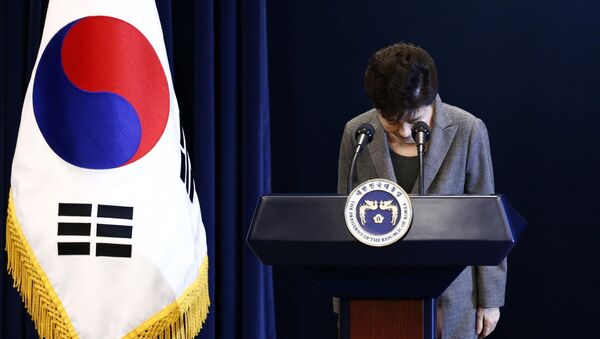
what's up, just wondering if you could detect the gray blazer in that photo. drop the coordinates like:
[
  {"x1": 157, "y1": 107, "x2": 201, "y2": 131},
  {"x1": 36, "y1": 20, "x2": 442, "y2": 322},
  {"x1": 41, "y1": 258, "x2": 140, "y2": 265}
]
[{"x1": 337, "y1": 96, "x2": 507, "y2": 339}]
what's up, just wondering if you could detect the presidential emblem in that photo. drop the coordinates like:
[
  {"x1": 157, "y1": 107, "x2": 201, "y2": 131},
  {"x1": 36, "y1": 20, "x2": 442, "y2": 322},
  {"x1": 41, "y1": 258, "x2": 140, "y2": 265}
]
[{"x1": 344, "y1": 179, "x2": 413, "y2": 247}]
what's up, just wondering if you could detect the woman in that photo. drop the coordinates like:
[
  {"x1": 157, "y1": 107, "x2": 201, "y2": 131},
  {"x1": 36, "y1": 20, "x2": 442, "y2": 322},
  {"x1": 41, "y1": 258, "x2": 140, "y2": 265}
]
[{"x1": 337, "y1": 42, "x2": 506, "y2": 339}]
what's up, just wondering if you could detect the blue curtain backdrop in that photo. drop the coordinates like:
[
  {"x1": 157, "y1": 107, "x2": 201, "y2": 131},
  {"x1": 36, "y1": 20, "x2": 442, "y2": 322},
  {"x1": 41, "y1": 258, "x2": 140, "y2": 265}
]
[{"x1": 0, "y1": 1, "x2": 276, "y2": 339}]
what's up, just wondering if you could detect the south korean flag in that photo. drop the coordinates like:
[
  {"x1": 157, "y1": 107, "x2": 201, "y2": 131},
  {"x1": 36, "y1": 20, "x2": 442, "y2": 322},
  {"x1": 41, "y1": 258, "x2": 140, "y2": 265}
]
[{"x1": 6, "y1": 0, "x2": 209, "y2": 338}]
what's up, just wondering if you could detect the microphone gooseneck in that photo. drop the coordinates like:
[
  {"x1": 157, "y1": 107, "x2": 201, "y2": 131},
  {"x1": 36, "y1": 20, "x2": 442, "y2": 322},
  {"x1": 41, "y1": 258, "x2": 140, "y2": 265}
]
[
  {"x1": 411, "y1": 121, "x2": 431, "y2": 195},
  {"x1": 347, "y1": 123, "x2": 375, "y2": 194}
]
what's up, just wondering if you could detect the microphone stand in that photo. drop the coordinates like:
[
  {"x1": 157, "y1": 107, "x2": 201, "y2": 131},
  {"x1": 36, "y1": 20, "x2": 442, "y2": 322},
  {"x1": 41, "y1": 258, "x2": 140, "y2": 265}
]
[
  {"x1": 412, "y1": 121, "x2": 430, "y2": 196},
  {"x1": 347, "y1": 124, "x2": 374, "y2": 194},
  {"x1": 417, "y1": 142, "x2": 425, "y2": 195},
  {"x1": 347, "y1": 149, "x2": 360, "y2": 194}
]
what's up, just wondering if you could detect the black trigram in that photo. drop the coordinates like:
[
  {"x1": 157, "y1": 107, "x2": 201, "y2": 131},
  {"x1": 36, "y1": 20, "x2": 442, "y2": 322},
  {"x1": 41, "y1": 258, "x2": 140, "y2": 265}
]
[
  {"x1": 57, "y1": 203, "x2": 133, "y2": 258},
  {"x1": 180, "y1": 128, "x2": 196, "y2": 203}
]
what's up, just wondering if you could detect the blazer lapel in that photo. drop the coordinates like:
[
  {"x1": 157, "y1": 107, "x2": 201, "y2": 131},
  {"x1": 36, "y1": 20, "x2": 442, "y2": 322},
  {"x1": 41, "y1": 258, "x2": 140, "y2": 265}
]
[
  {"x1": 412, "y1": 96, "x2": 457, "y2": 193},
  {"x1": 367, "y1": 113, "x2": 397, "y2": 182}
]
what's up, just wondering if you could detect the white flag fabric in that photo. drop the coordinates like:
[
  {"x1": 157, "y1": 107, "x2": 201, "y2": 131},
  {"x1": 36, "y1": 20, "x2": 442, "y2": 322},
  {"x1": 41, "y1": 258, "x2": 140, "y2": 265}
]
[{"x1": 6, "y1": 0, "x2": 209, "y2": 338}]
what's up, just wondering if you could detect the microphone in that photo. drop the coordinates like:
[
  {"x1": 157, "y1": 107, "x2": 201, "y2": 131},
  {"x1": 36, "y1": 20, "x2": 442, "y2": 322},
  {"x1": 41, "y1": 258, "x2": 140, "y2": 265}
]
[
  {"x1": 354, "y1": 123, "x2": 375, "y2": 154},
  {"x1": 411, "y1": 121, "x2": 431, "y2": 147},
  {"x1": 347, "y1": 123, "x2": 375, "y2": 194},
  {"x1": 411, "y1": 121, "x2": 431, "y2": 195}
]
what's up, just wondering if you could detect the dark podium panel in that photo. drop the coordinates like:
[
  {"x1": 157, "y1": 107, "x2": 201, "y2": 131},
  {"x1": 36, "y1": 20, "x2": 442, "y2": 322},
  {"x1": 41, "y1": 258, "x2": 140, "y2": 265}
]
[{"x1": 247, "y1": 195, "x2": 526, "y2": 338}]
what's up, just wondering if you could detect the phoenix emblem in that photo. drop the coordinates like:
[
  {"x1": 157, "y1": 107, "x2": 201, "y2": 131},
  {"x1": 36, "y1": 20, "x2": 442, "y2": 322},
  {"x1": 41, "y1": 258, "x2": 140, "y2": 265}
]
[{"x1": 358, "y1": 199, "x2": 399, "y2": 225}]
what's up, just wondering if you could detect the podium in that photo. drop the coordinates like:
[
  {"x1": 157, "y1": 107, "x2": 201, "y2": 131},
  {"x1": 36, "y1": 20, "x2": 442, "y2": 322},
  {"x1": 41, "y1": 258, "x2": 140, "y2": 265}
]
[{"x1": 247, "y1": 195, "x2": 526, "y2": 339}]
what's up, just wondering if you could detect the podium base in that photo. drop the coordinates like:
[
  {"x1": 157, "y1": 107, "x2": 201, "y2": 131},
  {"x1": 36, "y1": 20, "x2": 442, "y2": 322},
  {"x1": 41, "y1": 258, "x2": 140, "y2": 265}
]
[{"x1": 340, "y1": 299, "x2": 435, "y2": 339}]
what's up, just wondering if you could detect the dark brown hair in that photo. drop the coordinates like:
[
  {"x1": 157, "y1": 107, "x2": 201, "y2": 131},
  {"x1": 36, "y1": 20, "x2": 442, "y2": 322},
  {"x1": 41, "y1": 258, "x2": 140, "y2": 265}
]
[{"x1": 364, "y1": 42, "x2": 438, "y2": 122}]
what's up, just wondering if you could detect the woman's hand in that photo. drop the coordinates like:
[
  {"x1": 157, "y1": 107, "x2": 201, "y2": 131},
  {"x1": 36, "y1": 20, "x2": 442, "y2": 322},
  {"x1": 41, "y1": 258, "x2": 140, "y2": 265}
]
[{"x1": 476, "y1": 307, "x2": 500, "y2": 338}]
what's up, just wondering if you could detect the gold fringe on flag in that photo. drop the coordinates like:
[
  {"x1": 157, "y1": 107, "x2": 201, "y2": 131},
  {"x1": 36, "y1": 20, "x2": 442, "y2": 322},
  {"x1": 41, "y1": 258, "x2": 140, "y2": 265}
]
[
  {"x1": 124, "y1": 256, "x2": 210, "y2": 339},
  {"x1": 6, "y1": 189, "x2": 210, "y2": 339},
  {"x1": 5, "y1": 190, "x2": 79, "y2": 339}
]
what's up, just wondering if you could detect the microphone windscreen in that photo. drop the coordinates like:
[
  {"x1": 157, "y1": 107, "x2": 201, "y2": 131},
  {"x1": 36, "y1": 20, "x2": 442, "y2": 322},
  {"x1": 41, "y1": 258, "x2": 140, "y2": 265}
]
[
  {"x1": 355, "y1": 123, "x2": 375, "y2": 143},
  {"x1": 411, "y1": 121, "x2": 431, "y2": 142}
]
